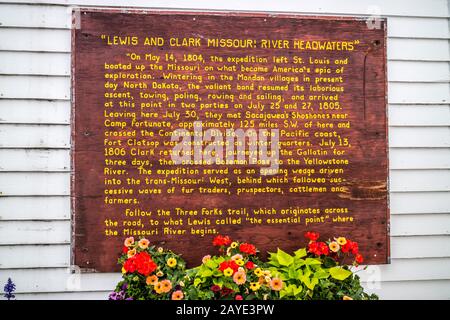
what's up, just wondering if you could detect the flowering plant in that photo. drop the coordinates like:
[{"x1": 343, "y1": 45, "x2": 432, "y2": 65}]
[
  {"x1": 109, "y1": 237, "x2": 187, "y2": 300},
  {"x1": 185, "y1": 237, "x2": 281, "y2": 300}
]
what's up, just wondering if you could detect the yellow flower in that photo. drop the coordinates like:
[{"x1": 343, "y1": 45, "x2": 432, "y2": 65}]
[
  {"x1": 223, "y1": 267, "x2": 234, "y2": 277},
  {"x1": 124, "y1": 237, "x2": 134, "y2": 247},
  {"x1": 343, "y1": 295, "x2": 353, "y2": 300},
  {"x1": 171, "y1": 290, "x2": 184, "y2": 300},
  {"x1": 254, "y1": 268, "x2": 263, "y2": 277},
  {"x1": 231, "y1": 242, "x2": 238, "y2": 248},
  {"x1": 263, "y1": 270, "x2": 271, "y2": 277},
  {"x1": 329, "y1": 241, "x2": 340, "y2": 253},
  {"x1": 121, "y1": 267, "x2": 127, "y2": 274},
  {"x1": 179, "y1": 281, "x2": 185, "y2": 287},
  {"x1": 157, "y1": 247, "x2": 164, "y2": 253},
  {"x1": 154, "y1": 282, "x2": 163, "y2": 294},
  {"x1": 167, "y1": 257, "x2": 177, "y2": 268},
  {"x1": 160, "y1": 280, "x2": 172, "y2": 293},
  {"x1": 231, "y1": 254, "x2": 243, "y2": 261},
  {"x1": 156, "y1": 271, "x2": 164, "y2": 277},
  {"x1": 235, "y1": 259, "x2": 245, "y2": 266},
  {"x1": 336, "y1": 237, "x2": 347, "y2": 246},
  {"x1": 250, "y1": 282, "x2": 261, "y2": 291},
  {"x1": 146, "y1": 275, "x2": 158, "y2": 286},
  {"x1": 270, "y1": 278, "x2": 283, "y2": 291},
  {"x1": 138, "y1": 238, "x2": 150, "y2": 249},
  {"x1": 233, "y1": 271, "x2": 247, "y2": 285},
  {"x1": 127, "y1": 248, "x2": 136, "y2": 258}
]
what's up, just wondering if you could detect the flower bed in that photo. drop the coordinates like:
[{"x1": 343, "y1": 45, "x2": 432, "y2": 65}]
[{"x1": 110, "y1": 232, "x2": 378, "y2": 300}]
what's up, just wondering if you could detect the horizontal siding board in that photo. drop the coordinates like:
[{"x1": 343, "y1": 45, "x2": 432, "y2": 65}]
[
  {"x1": 0, "y1": 220, "x2": 70, "y2": 244},
  {"x1": 1, "y1": 0, "x2": 448, "y2": 18},
  {"x1": 388, "y1": 61, "x2": 450, "y2": 82},
  {"x1": 0, "y1": 196, "x2": 70, "y2": 220},
  {"x1": 0, "y1": 269, "x2": 120, "y2": 293},
  {"x1": 389, "y1": 148, "x2": 450, "y2": 169},
  {"x1": 0, "y1": 28, "x2": 70, "y2": 52},
  {"x1": 389, "y1": 127, "x2": 450, "y2": 148},
  {"x1": 1, "y1": 4, "x2": 449, "y2": 38},
  {"x1": 0, "y1": 4, "x2": 71, "y2": 29},
  {"x1": 363, "y1": 280, "x2": 450, "y2": 300},
  {"x1": 390, "y1": 214, "x2": 450, "y2": 236},
  {"x1": 391, "y1": 236, "x2": 450, "y2": 258},
  {"x1": 358, "y1": 258, "x2": 450, "y2": 282},
  {"x1": 389, "y1": 105, "x2": 450, "y2": 126},
  {"x1": 0, "y1": 51, "x2": 70, "y2": 76},
  {"x1": 0, "y1": 75, "x2": 70, "y2": 100},
  {"x1": 14, "y1": 291, "x2": 110, "y2": 300},
  {"x1": 0, "y1": 99, "x2": 70, "y2": 124},
  {"x1": 388, "y1": 38, "x2": 450, "y2": 61},
  {"x1": 2, "y1": 148, "x2": 448, "y2": 172},
  {"x1": 0, "y1": 172, "x2": 69, "y2": 196},
  {"x1": 388, "y1": 82, "x2": 450, "y2": 104},
  {"x1": 0, "y1": 149, "x2": 70, "y2": 172},
  {"x1": 390, "y1": 170, "x2": 450, "y2": 192},
  {"x1": 390, "y1": 192, "x2": 450, "y2": 214},
  {"x1": 0, "y1": 245, "x2": 70, "y2": 269},
  {"x1": 0, "y1": 124, "x2": 70, "y2": 148}
]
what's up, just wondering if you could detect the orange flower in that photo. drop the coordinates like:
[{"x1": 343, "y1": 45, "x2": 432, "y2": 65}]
[
  {"x1": 146, "y1": 275, "x2": 158, "y2": 286},
  {"x1": 124, "y1": 237, "x2": 135, "y2": 247},
  {"x1": 160, "y1": 279, "x2": 172, "y2": 293},
  {"x1": 270, "y1": 278, "x2": 283, "y2": 291},
  {"x1": 154, "y1": 282, "x2": 163, "y2": 294},
  {"x1": 343, "y1": 295, "x2": 353, "y2": 300},
  {"x1": 171, "y1": 290, "x2": 184, "y2": 300},
  {"x1": 233, "y1": 270, "x2": 247, "y2": 285},
  {"x1": 138, "y1": 238, "x2": 150, "y2": 249},
  {"x1": 127, "y1": 248, "x2": 136, "y2": 258}
]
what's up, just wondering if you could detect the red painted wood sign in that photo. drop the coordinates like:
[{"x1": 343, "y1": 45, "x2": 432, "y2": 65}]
[{"x1": 72, "y1": 10, "x2": 388, "y2": 271}]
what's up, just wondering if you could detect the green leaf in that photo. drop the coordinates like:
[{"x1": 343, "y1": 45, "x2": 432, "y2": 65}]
[
  {"x1": 305, "y1": 258, "x2": 322, "y2": 265},
  {"x1": 329, "y1": 267, "x2": 352, "y2": 281},
  {"x1": 313, "y1": 269, "x2": 330, "y2": 279},
  {"x1": 279, "y1": 289, "x2": 288, "y2": 299},
  {"x1": 194, "y1": 278, "x2": 202, "y2": 287},
  {"x1": 200, "y1": 269, "x2": 213, "y2": 277},
  {"x1": 277, "y1": 248, "x2": 294, "y2": 267},
  {"x1": 288, "y1": 265, "x2": 297, "y2": 279},
  {"x1": 294, "y1": 248, "x2": 307, "y2": 259},
  {"x1": 205, "y1": 259, "x2": 217, "y2": 269}
]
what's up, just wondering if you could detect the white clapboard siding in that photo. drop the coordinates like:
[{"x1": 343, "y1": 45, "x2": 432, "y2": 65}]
[
  {"x1": 0, "y1": 196, "x2": 70, "y2": 220},
  {"x1": 0, "y1": 124, "x2": 70, "y2": 148},
  {"x1": 14, "y1": 291, "x2": 111, "y2": 300},
  {"x1": 0, "y1": 268, "x2": 120, "y2": 293},
  {"x1": 388, "y1": 61, "x2": 450, "y2": 82},
  {"x1": 363, "y1": 280, "x2": 450, "y2": 300},
  {"x1": 389, "y1": 127, "x2": 450, "y2": 148},
  {"x1": 1, "y1": 3, "x2": 449, "y2": 39},
  {"x1": 389, "y1": 82, "x2": 449, "y2": 104},
  {"x1": 0, "y1": 75, "x2": 70, "y2": 100},
  {"x1": 0, "y1": 149, "x2": 70, "y2": 172},
  {"x1": 391, "y1": 214, "x2": 450, "y2": 236},
  {"x1": 0, "y1": 51, "x2": 70, "y2": 76},
  {"x1": 2, "y1": 0, "x2": 449, "y2": 18},
  {"x1": 358, "y1": 258, "x2": 450, "y2": 282},
  {"x1": 390, "y1": 170, "x2": 450, "y2": 192},
  {"x1": 0, "y1": 245, "x2": 70, "y2": 269},
  {"x1": 0, "y1": 172, "x2": 69, "y2": 196},
  {"x1": 388, "y1": 38, "x2": 450, "y2": 61},
  {"x1": 389, "y1": 148, "x2": 450, "y2": 169},
  {"x1": 0, "y1": 100, "x2": 70, "y2": 124},
  {"x1": 0, "y1": 220, "x2": 70, "y2": 245},
  {"x1": 391, "y1": 192, "x2": 450, "y2": 214},
  {"x1": 389, "y1": 105, "x2": 450, "y2": 126},
  {"x1": 0, "y1": 4, "x2": 71, "y2": 29},
  {"x1": 391, "y1": 236, "x2": 450, "y2": 259}
]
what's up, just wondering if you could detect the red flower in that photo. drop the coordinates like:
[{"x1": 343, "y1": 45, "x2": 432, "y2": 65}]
[
  {"x1": 350, "y1": 242, "x2": 359, "y2": 255},
  {"x1": 122, "y1": 246, "x2": 129, "y2": 254},
  {"x1": 213, "y1": 235, "x2": 232, "y2": 247},
  {"x1": 218, "y1": 260, "x2": 239, "y2": 273},
  {"x1": 123, "y1": 258, "x2": 136, "y2": 273},
  {"x1": 318, "y1": 242, "x2": 329, "y2": 256},
  {"x1": 235, "y1": 295, "x2": 243, "y2": 300},
  {"x1": 245, "y1": 261, "x2": 255, "y2": 270},
  {"x1": 239, "y1": 243, "x2": 257, "y2": 255},
  {"x1": 355, "y1": 254, "x2": 364, "y2": 264},
  {"x1": 221, "y1": 287, "x2": 234, "y2": 297},
  {"x1": 308, "y1": 241, "x2": 329, "y2": 256},
  {"x1": 211, "y1": 285, "x2": 221, "y2": 292},
  {"x1": 305, "y1": 231, "x2": 320, "y2": 241}
]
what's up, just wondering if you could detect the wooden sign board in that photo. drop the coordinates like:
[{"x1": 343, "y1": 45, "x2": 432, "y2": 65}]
[{"x1": 72, "y1": 10, "x2": 388, "y2": 272}]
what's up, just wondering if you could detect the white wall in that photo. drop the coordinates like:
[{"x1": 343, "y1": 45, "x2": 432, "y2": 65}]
[{"x1": 0, "y1": 0, "x2": 449, "y2": 300}]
